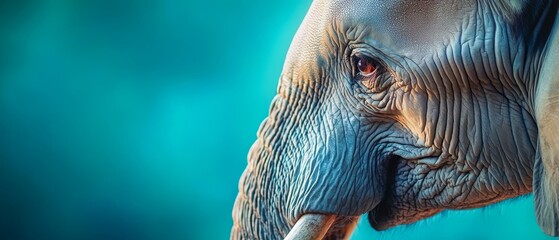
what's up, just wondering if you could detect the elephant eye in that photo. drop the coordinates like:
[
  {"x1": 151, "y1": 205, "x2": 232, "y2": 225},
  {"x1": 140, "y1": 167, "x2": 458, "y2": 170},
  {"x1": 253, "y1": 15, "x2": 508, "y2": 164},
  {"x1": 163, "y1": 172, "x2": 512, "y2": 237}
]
[{"x1": 352, "y1": 54, "x2": 378, "y2": 78}]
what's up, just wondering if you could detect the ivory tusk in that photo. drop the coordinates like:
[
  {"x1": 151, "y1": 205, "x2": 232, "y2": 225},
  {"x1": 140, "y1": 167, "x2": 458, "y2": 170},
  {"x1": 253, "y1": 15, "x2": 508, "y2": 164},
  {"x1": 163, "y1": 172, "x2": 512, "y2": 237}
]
[{"x1": 284, "y1": 214, "x2": 336, "y2": 240}]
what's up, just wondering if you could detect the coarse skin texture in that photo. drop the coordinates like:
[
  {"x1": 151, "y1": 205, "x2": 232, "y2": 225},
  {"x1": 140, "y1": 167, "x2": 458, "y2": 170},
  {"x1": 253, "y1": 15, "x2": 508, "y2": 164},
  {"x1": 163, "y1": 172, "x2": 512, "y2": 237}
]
[{"x1": 232, "y1": 0, "x2": 559, "y2": 239}]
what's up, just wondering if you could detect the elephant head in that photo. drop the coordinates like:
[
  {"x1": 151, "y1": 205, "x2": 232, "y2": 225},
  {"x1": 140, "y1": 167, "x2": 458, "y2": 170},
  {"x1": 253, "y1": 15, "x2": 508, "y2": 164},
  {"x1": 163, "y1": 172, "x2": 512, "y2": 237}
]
[{"x1": 232, "y1": 0, "x2": 559, "y2": 239}]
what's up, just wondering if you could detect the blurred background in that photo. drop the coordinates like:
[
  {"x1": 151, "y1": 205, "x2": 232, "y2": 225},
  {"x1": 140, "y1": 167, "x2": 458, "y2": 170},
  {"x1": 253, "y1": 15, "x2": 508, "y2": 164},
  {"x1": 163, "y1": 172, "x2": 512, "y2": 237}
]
[{"x1": 0, "y1": 0, "x2": 554, "y2": 239}]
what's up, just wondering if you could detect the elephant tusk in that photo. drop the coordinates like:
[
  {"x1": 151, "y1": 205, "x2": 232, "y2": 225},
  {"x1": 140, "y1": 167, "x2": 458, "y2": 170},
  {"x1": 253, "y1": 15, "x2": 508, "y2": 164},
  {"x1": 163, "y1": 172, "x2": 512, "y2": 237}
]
[{"x1": 284, "y1": 214, "x2": 336, "y2": 240}]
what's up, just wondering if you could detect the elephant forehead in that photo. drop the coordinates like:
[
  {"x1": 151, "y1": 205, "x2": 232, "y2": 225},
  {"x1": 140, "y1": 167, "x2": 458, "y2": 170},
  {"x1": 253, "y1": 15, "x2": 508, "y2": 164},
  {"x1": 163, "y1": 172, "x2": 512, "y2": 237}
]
[
  {"x1": 285, "y1": 0, "x2": 474, "y2": 68},
  {"x1": 334, "y1": 0, "x2": 474, "y2": 55},
  {"x1": 283, "y1": 0, "x2": 474, "y2": 77}
]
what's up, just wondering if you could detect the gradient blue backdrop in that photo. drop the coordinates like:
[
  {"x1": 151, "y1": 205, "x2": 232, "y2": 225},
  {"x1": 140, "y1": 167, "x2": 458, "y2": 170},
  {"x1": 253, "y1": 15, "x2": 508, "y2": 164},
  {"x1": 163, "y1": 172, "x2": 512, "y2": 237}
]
[{"x1": 0, "y1": 0, "x2": 553, "y2": 239}]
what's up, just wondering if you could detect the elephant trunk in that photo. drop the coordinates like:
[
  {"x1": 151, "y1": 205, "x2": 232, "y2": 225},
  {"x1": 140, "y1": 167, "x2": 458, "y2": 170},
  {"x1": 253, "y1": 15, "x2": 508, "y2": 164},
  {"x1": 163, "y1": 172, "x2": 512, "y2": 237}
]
[{"x1": 232, "y1": 89, "x2": 387, "y2": 239}]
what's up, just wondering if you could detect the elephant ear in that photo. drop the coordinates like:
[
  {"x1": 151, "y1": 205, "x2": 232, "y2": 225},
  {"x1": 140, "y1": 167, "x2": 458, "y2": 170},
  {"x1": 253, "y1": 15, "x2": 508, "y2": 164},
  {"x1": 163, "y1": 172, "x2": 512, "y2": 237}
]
[{"x1": 533, "y1": 7, "x2": 559, "y2": 236}]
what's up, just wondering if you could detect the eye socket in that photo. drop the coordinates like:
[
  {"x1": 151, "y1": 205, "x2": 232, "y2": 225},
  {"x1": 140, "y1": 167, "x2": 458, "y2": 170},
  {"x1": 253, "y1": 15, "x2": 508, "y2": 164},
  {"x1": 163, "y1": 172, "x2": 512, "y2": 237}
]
[{"x1": 353, "y1": 54, "x2": 378, "y2": 77}]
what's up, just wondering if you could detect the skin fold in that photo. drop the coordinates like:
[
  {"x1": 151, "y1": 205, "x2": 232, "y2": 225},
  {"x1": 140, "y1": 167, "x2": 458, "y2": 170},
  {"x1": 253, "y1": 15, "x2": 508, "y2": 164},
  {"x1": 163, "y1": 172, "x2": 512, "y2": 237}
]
[{"x1": 232, "y1": 0, "x2": 559, "y2": 239}]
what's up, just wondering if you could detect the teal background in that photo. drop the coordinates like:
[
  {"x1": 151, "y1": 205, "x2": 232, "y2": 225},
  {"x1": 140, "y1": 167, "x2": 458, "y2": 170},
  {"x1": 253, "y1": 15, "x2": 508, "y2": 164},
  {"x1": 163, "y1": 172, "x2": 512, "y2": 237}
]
[{"x1": 0, "y1": 1, "x2": 553, "y2": 239}]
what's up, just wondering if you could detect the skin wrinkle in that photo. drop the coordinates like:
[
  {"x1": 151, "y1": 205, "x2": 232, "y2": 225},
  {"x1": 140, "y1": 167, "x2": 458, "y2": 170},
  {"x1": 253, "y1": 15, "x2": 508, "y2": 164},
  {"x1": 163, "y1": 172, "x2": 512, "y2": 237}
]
[
  {"x1": 467, "y1": 40, "x2": 486, "y2": 175},
  {"x1": 509, "y1": 106, "x2": 529, "y2": 187},
  {"x1": 506, "y1": 105, "x2": 522, "y2": 190},
  {"x1": 460, "y1": 50, "x2": 476, "y2": 170},
  {"x1": 447, "y1": 52, "x2": 463, "y2": 160}
]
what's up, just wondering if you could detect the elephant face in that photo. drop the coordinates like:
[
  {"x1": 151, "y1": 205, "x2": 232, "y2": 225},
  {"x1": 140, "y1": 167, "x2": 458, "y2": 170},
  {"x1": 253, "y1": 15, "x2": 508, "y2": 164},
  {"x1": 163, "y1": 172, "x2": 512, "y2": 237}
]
[{"x1": 232, "y1": 0, "x2": 559, "y2": 239}]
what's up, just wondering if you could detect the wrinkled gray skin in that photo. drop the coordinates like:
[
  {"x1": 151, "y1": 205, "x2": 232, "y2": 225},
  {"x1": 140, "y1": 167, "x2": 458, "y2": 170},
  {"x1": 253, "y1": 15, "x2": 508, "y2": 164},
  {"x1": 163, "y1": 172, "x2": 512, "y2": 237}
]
[{"x1": 232, "y1": 0, "x2": 559, "y2": 239}]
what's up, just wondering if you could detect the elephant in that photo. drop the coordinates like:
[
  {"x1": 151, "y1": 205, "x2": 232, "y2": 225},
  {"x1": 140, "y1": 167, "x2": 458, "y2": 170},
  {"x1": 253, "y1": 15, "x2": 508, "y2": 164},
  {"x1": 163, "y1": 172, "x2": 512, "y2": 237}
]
[{"x1": 232, "y1": 0, "x2": 559, "y2": 239}]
